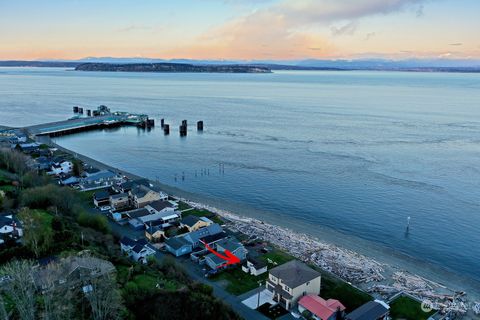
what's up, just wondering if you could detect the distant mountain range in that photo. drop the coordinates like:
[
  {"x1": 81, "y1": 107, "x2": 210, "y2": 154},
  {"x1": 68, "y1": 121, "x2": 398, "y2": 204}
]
[{"x1": 1, "y1": 57, "x2": 480, "y2": 72}]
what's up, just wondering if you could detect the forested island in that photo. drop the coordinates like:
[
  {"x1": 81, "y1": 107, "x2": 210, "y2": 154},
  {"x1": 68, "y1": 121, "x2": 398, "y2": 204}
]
[{"x1": 75, "y1": 62, "x2": 272, "y2": 73}]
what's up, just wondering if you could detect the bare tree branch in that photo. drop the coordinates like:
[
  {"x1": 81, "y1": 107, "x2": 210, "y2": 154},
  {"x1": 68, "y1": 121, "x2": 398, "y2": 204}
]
[
  {"x1": 85, "y1": 276, "x2": 123, "y2": 320},
  {"x1": 0, "y1": 260, "x2": 36, "y2": 320}
]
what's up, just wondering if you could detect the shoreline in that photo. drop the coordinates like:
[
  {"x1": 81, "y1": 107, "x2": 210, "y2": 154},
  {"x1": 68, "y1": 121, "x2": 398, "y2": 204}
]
[{"x1": 43, "y1": 137, "x2": 480, "y2": 317}]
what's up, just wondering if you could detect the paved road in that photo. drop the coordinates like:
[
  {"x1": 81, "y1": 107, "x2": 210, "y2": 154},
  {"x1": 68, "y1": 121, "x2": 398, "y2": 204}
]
[{"x1": 103, "y1": 213, "x2": 269, "y2": 320}]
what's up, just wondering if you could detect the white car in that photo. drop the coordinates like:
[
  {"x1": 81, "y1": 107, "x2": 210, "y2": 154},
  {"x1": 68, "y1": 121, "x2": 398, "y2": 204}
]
[{"x1": 99, "y1": 206, "x2": 111, "y2": 212}]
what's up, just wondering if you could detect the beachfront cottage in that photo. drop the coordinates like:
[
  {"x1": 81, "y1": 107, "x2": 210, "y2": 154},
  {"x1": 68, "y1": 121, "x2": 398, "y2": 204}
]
[
  {"x1": 113, "y1": 179, "x2": 150, "y2": 194},
  {"x1": 120, "y1": 236, "x2": 156, "y2": 264},
  {"x1": 242, "y1": 258, "x2": 268, "y2": 276},
  {"x1": 345, "y1": 300, "x2": 390, "y2": 320},
  {"x1": 165, "y1": 237, "x2": 193, "y2": 257},
  {"x1": 0, "y1": 214, "x2": 23, "y2": 245},
  {"x1": 180, "y1": 215, "x2": 213, "y2": 232},
  {"x1": 266, "y1": 260, "x2": 321, "y2": 310},
  {"x1": 182, "y1": 223, "x2": 226, "y2": 248},
  {"x1": 130, "y1": 185, "x2": 167, "y2": 208},
  {"x1": 205, "y1": 238, "x2": 247, "y2": 270},
  {"x1": 110, "y1": 192, "x2": 130, "y2": 211},
  {"x1": 93, "y1": 190, "x2": 110, "y2": 208},
  {"x1": 80, "y1": 170, "x2": 120, "y2": 191},
  {"x1": 145, "y1": 200, "x2": 175, "y2": 215},
  {"x1": 298, "y1": 295, "x2": 346, "y2": 320},
  {"x1": 165, "y1": 223, "x2": 227, "y2": 257}
]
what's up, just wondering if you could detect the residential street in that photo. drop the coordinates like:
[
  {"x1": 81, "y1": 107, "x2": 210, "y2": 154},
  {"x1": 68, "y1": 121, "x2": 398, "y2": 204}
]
[{"x1": 107, "y1": 214, "x2": 270, "y2": 320}]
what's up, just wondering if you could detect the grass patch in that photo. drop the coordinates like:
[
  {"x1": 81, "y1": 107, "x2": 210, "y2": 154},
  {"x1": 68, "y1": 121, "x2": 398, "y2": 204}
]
[
  {"x1": 77, "y1": 189, "x2": 97, "y2": 206},
  {"x1": 260, "y1": 248, "x2": 295, "y2": 266},
  {"x1": 390, "y1": 296, "x2": 436, "y2": 320},
  {"x1": 132, "y1": 274, "x2": 159, "y2": 291},
  {"x1": 183, "y1": 209, "x2": 223, "y2": 224},
  {"x1": 257, "y1": 303, "x2": 288, "y2": 320},
  {"x1": 177, "y1": 201, "x2": 191, "y2": 211},
  {"x1": 35, "y1": 209, "x2": 54, "y2": 227},
  {"x1": 77, "y1": 211, "x2": 110, "y2": 233},
  {"x1": 320, "y1": 271, "x2": 372, "y2": 312},
  {"x1": 212, "y1": 266, "x2": 267, "y2": 296}
]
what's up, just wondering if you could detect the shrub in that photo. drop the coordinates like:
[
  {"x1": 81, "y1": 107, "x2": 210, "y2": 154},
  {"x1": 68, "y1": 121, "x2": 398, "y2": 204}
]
[{"x1": 77, "y1": 212, "x2": 110, "y2": 233}]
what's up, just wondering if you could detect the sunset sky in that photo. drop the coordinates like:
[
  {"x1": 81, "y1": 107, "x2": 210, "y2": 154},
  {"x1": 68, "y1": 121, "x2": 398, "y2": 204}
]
[{"x1": 1, "y1": 0, "x2": 479, "y2": 61}]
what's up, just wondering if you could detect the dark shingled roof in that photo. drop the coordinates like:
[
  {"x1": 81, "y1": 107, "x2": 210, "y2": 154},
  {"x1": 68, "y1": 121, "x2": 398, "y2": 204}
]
[
  {"x1": 147, "y1": 200, "x2": 173, "y2": 212},
  {"x1": 248, "y1": 257, "x2": 267, "y2": 269},
  {"x1": 94, "y1": 190, "x2": 110, "y2": 200},
  {"x1": 346, "y1": 301, "x2": 389, "y2": 320},
  {"x1": 181, "y1": 215, "x2": 201, "y2": 227},
  {"x1": 131, "y1": 185, "x2": 153, "y2": 198},
  {"x1": 132, "y1": 244, "x2": 145, "y2": 254},
  {"x1": 269, "y1": 260, "x2": 321, "y2": 288},
  {"x1": 120, "y1": 236, "x2": 136, "y2": 247},
  {"x1": 165, "y1": 237, "x2": 191, "y2": 250},
  {"x1": 127, "y1": 208, "x2": 150, "y2": 219}
]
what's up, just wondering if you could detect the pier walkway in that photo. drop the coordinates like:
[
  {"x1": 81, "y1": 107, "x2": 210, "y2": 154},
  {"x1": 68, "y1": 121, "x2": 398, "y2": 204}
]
[{"x1": 24, "y1": 114, "x2": 148, "y2": 136}]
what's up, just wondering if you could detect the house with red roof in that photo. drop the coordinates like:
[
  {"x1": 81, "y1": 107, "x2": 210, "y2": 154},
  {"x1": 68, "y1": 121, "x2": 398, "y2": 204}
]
[{"x1": 298, "y1": 295, "x2": 346, "y2": 320}]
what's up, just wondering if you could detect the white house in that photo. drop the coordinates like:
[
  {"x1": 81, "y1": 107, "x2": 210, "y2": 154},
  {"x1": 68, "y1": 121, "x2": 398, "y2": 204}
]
[
  {"x1": 242, "y1": 258, "x2": 268, "y2": 276},
  {"x1": 0, "y1": 215, "x2": 23, "y2": 245},
  {"x1": 120, "y1": 236, "x2": 156, "y2": 264},
  {"x1": 50, "y1": 161, "x2": 73, "y2": 175}
]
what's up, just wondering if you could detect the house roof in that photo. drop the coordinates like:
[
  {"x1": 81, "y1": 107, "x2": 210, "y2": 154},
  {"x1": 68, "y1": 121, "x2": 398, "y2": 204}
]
[
  {"x1": 299, "y1": 295, "x2": 345, "y2": 320},
  {"x1": 85, "y1": 170, "x2": 117, "y2": 182},
  {"x1": 61, "y1": 176, "x2": 79, "y2": 185},
  {"x1": 94, "y1": 190, "x2": 110, "y2": 200},
  {"x1": 269, "y1": 260, "x2": 321, "y2": 289},
  {"x1": 201, "y1": 231, "x2": 227, "y2": 245},
  {"x1": 205, "y1": 253, "x2": 226, "y2": 266},
  {"x1": 182, "y1": 223, "x2": 224, "y2": 244},
  {"x1": 33, "y1": 255, "x2": 115, "y2": 289},
  {"x1": 0, "y1": 215, "x2": 20, "y2": 228},
  {"x1": 110, "y1": 193, "x2": 128, "y2": 200},
  {"x1": 215, "y1": 238, "x2": 243, "y2": 253},
  {"x1": 132, "y1": 244, "x2": 146, "y2": 254},
  {"x1": 130, "y1": 185, "x2": 153, "y2": 198},
  {"x1": 248, "y1": 257, "x2": 267, "y2": 269},
  {"x1": 147, "y1": 200, "x2": 173, "y2": 212},
  {"x1": 120, "y1": 236, "x2": 137, "y2": 248},
  {"x1": 181, "y1": 215, "x2": 201, "y2": 227},
  {"x1": 126, "y1": 208, "x2": 150, "y2": 219},
  {"x1": 165, "y1": 236, "x2": 191, "y2": 250},
  {"x1": 346, "y1": 301, "x2": 389, "y2": 320}
]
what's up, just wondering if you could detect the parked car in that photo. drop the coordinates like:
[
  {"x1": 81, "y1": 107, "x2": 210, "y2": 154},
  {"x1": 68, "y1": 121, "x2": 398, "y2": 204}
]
[{"x1": 100, "y1": 206, "x2": 111, "y2": 212}]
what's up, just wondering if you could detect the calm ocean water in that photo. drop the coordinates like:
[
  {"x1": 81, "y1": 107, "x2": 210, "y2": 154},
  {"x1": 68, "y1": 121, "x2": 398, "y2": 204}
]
[{"x1": 1, "y1": 67, "x2": 480, "y2": 283}]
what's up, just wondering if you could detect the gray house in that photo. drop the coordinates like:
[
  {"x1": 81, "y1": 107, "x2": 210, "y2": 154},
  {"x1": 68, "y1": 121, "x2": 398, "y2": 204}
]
[
  {"x1": 346, "y1": 300, "x2": 390, "y2": 320},
  {"x1": 205, "y1": 238, "x2": 247, "y2": 270},
  {"x1": 165, "y1": 237, "x2": 192, "y2": 257}
]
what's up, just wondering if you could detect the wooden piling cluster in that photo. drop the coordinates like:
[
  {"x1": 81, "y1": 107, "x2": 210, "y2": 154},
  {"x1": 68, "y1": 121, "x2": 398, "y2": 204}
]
[{"x1": 160, "y1": 119, "x2": 205, "y2": 136}]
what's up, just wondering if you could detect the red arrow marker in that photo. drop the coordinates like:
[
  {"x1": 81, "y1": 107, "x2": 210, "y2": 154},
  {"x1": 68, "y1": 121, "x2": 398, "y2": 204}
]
[{"x1": 200, "y1": 240, "x2": 240, "y2": 268}]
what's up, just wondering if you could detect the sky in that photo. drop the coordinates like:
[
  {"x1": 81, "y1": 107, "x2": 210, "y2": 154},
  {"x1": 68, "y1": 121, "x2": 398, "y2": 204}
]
[{"x1": 0, "y1": 0, "x2": 479, "y2": 61}]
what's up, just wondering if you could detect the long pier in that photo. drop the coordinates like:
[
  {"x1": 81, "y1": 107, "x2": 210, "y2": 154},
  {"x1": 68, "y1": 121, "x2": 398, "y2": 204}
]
[{"x1": 24, "y1": 113, "x2": 152, "y2": 137}]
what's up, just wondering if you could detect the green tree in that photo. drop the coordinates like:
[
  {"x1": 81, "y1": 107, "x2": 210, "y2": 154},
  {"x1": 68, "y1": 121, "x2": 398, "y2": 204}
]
[
  {"x1": 18, "y1": 208, "x2": 53, "y2": 257},
  {"x1": 0, "y1": 295, "x2": 8, "y2": 320},
  {"x1": 72, "y1": 159, "x2": 83, "y2": 177}
]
